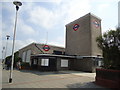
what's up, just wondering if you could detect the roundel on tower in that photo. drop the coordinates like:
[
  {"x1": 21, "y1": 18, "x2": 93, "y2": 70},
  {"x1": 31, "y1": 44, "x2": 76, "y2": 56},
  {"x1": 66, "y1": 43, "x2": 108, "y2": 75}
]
[
  {"x1": 73, "y1": 24, "x2": 80, "y2": 31},
  {"x1": 93, "y1": 20, "x2": 100, "y2": 28}
]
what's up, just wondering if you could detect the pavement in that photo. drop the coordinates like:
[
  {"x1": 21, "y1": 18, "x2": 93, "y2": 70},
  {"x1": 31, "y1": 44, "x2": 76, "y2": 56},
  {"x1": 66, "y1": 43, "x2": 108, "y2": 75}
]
[
  {"x1": 0, "y1": 63, "x2": 2, "y2": 90},
  {"x1": 1, "y1": 64, "x2": 110, "y2": 89}
]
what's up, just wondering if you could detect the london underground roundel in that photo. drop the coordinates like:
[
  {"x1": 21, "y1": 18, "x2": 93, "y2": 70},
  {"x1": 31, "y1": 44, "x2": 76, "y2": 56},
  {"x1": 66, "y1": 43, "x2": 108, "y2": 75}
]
[
  {"x1": 93, "y1": 20, "x2": 100, "y2": 28},
  {"x1": 43, "y1": 45, "x2": 50, "y2": 51},
  {"x1": 73, "y1": 24, "x2": 80, "y2": 31}
]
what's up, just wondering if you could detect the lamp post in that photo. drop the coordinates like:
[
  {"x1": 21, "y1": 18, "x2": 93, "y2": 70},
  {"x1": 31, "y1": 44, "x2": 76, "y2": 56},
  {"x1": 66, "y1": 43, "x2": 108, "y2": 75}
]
[
  {"x1": 2, "y1": 47, "x2": 5, "y2": 63},
  {"x1": 9, "y1": 1, "x2": 22, "y2": 83},
  {"x1": 4, "y1": 35, "x2": 10, "y2": 61},
  {"x1": 3, "y1": 35, "x2": 10, "y2": 69},
  {"x1": 2, "y1": 50, "x2": 3, "y2": 62}
]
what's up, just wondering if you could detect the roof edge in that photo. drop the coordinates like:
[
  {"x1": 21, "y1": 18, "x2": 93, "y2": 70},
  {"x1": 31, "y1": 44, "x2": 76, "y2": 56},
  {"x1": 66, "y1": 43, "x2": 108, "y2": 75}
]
[{"x1": 65, "y1": 12, "x2": 101, "y2": 26}]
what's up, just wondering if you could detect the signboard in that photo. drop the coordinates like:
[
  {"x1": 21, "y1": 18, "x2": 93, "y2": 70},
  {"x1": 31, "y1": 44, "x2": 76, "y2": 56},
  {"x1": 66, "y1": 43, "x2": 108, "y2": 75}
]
[
  {"x1": 61, "y1": 59, "x2": 68, "y2": 67},
  {"x1": 93, "y1": 20, "x2": 100, "y2": 28},
  {"x1": 73, "y1": 24, "x2": 79, "y2": 31},
  {"x1": 41, "y1": 59, "x2": 49, "y2": 66},
  {"x1": 43, "y1": 45, "x2": 50, "y2": 51}
]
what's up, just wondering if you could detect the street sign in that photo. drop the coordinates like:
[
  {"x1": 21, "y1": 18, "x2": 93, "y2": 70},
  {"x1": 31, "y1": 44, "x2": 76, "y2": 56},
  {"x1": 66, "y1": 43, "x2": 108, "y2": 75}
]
[
  {"x1": 93, "y1": 20, "x2": 100, "y2": 28},
  {"x1": 73, "y1": 24, "x2": 79, "y2": 31},
  {"x1": 43, "y1": 45, "x2": 50, "y2": 51}
]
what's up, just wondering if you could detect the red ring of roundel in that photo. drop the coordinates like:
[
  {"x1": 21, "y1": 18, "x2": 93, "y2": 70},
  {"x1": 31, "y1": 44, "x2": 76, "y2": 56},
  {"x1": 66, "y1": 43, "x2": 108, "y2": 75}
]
[{"x1": 43, "y1": 45, "x2": 50, "y2": 51}]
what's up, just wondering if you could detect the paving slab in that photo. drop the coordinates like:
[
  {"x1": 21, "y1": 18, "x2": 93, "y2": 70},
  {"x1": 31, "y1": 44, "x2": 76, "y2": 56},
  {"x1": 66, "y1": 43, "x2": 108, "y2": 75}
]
[
  {"x1": 2, "y1": 68, "x2": 110, "y2": 89},
  {"x1": 0, "y1": 63, "x2": 2, "y2": 90}
]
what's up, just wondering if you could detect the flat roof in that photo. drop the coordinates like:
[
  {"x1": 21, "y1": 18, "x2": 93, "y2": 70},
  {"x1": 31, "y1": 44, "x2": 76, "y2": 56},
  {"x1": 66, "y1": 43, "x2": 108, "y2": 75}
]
[
  {"x1": 31, "y1": 54, "x2": 103, "y2": 59},
  {"x1": 31, "y1": 54, "x2": 75, "y2": 58},
  {"x1": 66, "y1": 13, "x2": 101, "y2": 26}
]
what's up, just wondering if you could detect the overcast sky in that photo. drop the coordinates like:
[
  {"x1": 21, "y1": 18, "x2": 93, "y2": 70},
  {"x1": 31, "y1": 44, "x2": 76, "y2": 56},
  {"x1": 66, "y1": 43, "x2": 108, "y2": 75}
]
[{"x1": 0, "y1": 0, "x2": 120, "y2": 59}]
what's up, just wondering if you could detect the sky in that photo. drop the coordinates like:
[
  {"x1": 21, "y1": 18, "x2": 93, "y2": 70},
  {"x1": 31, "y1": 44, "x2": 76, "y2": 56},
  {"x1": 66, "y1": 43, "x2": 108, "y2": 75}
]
[{"x1": 0, "y1": 0, "x2": 120, "y2": 59}]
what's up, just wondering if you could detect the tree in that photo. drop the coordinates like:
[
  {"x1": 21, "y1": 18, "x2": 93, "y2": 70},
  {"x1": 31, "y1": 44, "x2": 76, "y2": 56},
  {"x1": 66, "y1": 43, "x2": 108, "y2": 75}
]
[
  {"x1": 5, "y1": 51, "x2": 22, "y2": 68},
  {"x1": 96, "y1": 28, "x2": 120, "y2": 70}
]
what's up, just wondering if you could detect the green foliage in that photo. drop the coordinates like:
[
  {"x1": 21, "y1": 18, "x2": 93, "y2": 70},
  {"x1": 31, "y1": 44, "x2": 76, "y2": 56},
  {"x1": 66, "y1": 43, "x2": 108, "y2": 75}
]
[
  {"x1": 14, "y1": 51, "x2": 22, "y2": 62},
  {"x1": 5, "y1": 51, "x2": 22, "y2": 68},
  {"x1": 5, "y1": 55, "x2": 12, "y2": 64},
  {"x1": 96, "y1": 28, "x2": 120, "y2": 70}
]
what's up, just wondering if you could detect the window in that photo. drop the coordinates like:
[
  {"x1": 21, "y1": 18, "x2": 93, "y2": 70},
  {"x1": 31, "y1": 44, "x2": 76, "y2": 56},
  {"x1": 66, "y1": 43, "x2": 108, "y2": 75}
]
[
  {"x1": 33, "y1": 59, "x2": 37, "y2": 65},
  {"x1": 26, "y1": 50, "x2": 31, "y2": 63},
  {"x1": 94, "y1": 60, "x2": 98, "y2": 66},
  {"x1": 53, "y1": 50, "x2": 62, "y2": 55},
  {"x1": 22, "y1": 52, "x2": 26, "y2": 62},
  {"x1": 41, "y1": 59, "x2": 49, "y2": 66},
  {"x1": 98, "y1": 61, "x2": 102, "y2": 66},
  {"x1": 61, "y1": 59, "x2": 68, "y2": 67},
  {"x1": 94, "y1": 60, "x2": 102, "y2": 67},
  {"x1": 38, "y1": 59, "x2": 41, "y2": 65}
]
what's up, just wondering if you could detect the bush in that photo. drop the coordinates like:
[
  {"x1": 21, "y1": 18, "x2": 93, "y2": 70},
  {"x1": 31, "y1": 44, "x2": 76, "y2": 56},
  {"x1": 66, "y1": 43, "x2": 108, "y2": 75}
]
[{"x1": 96, "y1": 28, "x2": 120, "y2": 70}]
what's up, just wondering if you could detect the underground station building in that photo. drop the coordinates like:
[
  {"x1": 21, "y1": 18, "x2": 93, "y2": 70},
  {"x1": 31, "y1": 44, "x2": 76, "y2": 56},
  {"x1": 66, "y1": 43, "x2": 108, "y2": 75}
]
[{"x1": 19, "y1": 13, "x2": 102, "y2": 72}]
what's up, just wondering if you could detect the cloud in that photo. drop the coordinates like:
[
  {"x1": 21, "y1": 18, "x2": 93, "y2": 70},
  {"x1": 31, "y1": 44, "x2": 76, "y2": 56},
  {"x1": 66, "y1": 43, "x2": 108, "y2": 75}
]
[
  {"x1": 48, "y1": 36, "x2": 65, "y2": 47},
  {"x1": 97, "y1": 4, "x2": 110, "y2": 12},
  {"x1": 1, "y1": 38, "x2": 37, "y2": 57},
  {"x1": 62, "y1": 0, "x2": 91, "y2": 24},
  {"x1": 28, "y1": 6, "x2": 60, "y2": 30},
  {"x1": 1, "y1": 0, "x2": 119, "y2": 58},
  {"x1": 2, "y1": 2, "x2": 37, "y2": 41},
  {"x1": 0, "y1": 8, "x2": 2, "y2": 39},
  {"x1": 24, "y1": 39, "x2": 37, "y2": 44},
  {"x1": 0, "y1": 0, "x2": 63, "y2": 3},
  {"x1": 18, "y1": 18, "x2": 36, "y2": 35},
  {"x1": 1, "y1": 2, "x2": 38, "y2": 58},
  {"x1": 94, "y1": 1, "x2": 118, "y2": 33},
  {"x1": 27, "y1": 0, "x2": 91, "y2": 30},
  {"x1": 39, "y1": 36, "x2": 65, "y2": 47},
  {"x1": 0, "y1": 0, "x2": 96, "y2": 58},
  {"x1": 49, "y1": 41, "x2": 65, "y2": 47}
]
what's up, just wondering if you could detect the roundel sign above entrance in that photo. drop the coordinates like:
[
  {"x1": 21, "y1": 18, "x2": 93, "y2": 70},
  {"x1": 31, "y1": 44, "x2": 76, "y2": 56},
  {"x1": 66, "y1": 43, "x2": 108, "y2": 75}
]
[
  {"x1": 93, "y1": 20, "x2": 100, "y2": 28},
  {"x1": 43, "y1": 45, "x2": 50, "y2": 51},
  {"x1": 73, "y1": 24, "x2": 80, "y2": 31}
]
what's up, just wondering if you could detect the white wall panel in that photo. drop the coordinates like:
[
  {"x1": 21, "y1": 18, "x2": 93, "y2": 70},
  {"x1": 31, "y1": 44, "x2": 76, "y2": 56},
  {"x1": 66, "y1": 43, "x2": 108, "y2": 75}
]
[
  {"x1": 26, "y1": 50, "x2": 31, "y2": 63},
  {"x1": 41, "y1": 59, "x2": 49, "y2": 66},
  {"x1": 61, "y1": 59, "x2": 68, "y2": 67},
  {"x1": 22, "y1": 52, "x2": 26, "y2": 62}
]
